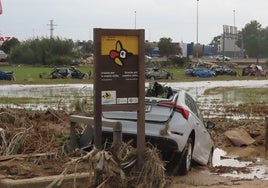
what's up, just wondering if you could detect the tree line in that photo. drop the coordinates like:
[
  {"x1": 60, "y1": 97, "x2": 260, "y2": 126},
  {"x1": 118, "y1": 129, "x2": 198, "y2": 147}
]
[{"x1": 1, "y1": 20, "x2": 268, "y2": 66}]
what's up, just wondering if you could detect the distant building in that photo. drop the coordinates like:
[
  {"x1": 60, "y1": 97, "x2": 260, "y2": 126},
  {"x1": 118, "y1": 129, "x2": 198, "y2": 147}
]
[
  {"x1": 219, "y1": 25, "x2": 243, "y2": 57},
  {"x1": 151, "y1": 46, "x2": 160, "y2": 57},
  {"x1": 219, "y1": 36, "x2": 242, "y2": 57},
  {"x1": 203, "y1": 45, "x2": 217, "y2": 56}
]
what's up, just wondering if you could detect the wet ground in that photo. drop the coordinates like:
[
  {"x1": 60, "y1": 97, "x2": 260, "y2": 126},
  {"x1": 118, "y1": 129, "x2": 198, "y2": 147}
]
[
  {"x1": 0, "y1": 80, "x2": 267, "y2": 118},
  {"x1": 0, "y1": 80, "x2": 268, "y2": 187}
]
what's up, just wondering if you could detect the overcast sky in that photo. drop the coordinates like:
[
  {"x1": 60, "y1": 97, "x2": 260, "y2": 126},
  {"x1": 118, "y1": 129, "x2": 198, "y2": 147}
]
[{"x1": 0, "y1": 0, "x2": 267, "y2": 45}]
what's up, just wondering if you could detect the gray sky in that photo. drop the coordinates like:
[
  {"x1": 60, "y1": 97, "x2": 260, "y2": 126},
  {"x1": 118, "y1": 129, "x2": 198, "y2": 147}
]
[{"x1": 0, "y1": 0, "x2": 267, "y2": 44}]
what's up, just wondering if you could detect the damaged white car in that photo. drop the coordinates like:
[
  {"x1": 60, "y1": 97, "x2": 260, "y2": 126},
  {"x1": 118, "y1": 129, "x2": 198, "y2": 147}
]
[{"x1": 100, "y1": 82, "x2": 215, "y2": 175}]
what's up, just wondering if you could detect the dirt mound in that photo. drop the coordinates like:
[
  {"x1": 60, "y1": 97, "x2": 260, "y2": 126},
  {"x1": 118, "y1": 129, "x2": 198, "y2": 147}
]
[{"x1": 208, "y1": 118, "x2": 266, "y2": 148}]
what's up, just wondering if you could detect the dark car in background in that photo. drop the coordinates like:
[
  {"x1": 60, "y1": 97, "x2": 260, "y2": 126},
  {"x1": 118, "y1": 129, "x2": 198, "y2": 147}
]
[
  {"x1": 210, "y1": 66, "x2": 237, "y2": 76},
  {"x1": 0, "y1": 71, "x2": 15, "y2": 81},
  {"x1": 50, "y1": 67, "x2": 89, "y2": 79},
  {"x1": 145, "y1": 67, "x2": 173, "y2": 80}
]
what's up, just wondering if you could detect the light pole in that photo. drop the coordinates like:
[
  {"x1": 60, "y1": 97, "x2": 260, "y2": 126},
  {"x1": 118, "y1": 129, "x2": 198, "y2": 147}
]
[
  {"x1": 196, "y1": 0, "x2": 199, "y2": 45},
  {"x1": 233, "y1": 9, "x2": 236, "y2": 58},
  {"x1": 233, "y1": 9, "x2": 236, "y2": 27},
  {"x1": 196, "y1": 0, "x2": 199, "y2": 62},
  {"x1": 134, "y1": 11, "x2": 136, "y2": 29}
]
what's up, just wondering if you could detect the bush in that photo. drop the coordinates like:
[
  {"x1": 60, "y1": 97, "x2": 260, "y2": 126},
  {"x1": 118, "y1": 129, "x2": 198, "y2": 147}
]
[
  {"x1": 51, "y1": 55, "x2": 73, "y2": 66},
  {"x1": 169, "y1": 57, "x2": 189, "y2": 68},
  {"x1": 9, "y1": 37, "x2": 74, "y2": 66}
]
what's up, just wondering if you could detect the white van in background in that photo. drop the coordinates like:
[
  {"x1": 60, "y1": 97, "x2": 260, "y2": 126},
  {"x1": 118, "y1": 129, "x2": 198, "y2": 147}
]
[{"x1": 0, "y1": 50, "x2": 8, "y2": 61}]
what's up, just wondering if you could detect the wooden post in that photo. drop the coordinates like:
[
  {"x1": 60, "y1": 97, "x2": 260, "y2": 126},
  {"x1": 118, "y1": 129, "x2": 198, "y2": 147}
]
[
  {"x1": 112, "y1": 122, "x2": 122, "y2": 154},
  {"x1": 265, "y1": 116, "x2": 268, "y2": 159}
]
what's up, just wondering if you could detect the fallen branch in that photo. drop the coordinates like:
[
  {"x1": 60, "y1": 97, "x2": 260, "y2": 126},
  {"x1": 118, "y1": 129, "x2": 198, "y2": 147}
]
[{"x1": 0, "y1": 152, "x2": 57, "y2": 162}]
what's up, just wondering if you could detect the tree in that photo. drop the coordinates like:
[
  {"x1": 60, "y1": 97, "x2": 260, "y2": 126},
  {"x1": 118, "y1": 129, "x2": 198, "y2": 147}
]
[
  {"x1": 261, "y1": 27, "x2": 268, "y2": 57},
  {"x1": 158, "y1": 37, "x2": 178, "y2": 56},
  {"x1": 210, "y1": 35, "x2": 221, "y2": 49},
  {"x1": 145, "y1": 41, "x2": 153, "y2": 56},
  {"x1": 242, "y1": 21, "x2": 262, "y2": 59},
  {"x1": 10, "y1": 37, "x2": 74, "y2": 65},
  {"x1": 0, "y1": 37, "x2": 20, "y2": 54}
]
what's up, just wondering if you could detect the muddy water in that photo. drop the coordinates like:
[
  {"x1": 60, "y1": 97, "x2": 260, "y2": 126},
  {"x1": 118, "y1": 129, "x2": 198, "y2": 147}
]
[
  {"x1": 213, "y1": 148, "x2": 268, "y2": 180},
  {"x1": 0, "y1": 80, "x2": 267, "y2": 118}
]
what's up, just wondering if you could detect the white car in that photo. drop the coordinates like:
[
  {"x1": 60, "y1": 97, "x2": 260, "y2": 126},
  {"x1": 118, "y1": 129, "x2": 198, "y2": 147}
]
[
  {"x1": 145, "y1": 67, "x2": 173, "y2": 80},
  {"x1": 0, "y1": 50, "x2": 8, "y2": 62},
  {"x1": 101, "y1": 82, "x2": 215, "y2": 175},
  {"x1": 216, "y1": 55, "x2": 230, "y2": 61}
]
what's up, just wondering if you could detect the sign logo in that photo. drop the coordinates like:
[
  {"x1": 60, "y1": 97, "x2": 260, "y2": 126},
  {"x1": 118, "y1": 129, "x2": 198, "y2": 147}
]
[{"x1": 109, "y1": 40, "x2": 133, "y2": 66}]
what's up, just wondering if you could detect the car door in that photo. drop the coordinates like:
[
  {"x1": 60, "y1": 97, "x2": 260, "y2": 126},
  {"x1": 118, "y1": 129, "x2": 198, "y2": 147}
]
[{"x1": 185, "y1": 94, "x2": 212, "y2": 164}]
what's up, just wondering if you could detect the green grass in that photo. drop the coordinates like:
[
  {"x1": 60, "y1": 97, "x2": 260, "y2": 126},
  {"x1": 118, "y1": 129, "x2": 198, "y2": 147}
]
[
  {"x1": 0, "y1": 65, "x2": 93, "y2": 84},
  {"x1": 0, "y1": 65, "x2": 267, "y2": 84}
]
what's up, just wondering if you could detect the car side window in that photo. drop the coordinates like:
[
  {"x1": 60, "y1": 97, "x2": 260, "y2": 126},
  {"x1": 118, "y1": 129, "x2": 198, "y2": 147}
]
[
  {"x1": 185, "y1": 94, "x2": 204, "y2": 122},
  {"x1": 185, "y1": 94, "x2": 197, "y2": 115}
]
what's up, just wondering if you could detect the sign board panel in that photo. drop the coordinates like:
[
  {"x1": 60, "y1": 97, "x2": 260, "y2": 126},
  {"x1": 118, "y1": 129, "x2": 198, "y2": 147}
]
[
  {"x1": 94, "y1": 29, "x2": 145, "y2": 111},
  {"x1": 93, "y1": 29, "x2": 145, "y2": 155},
  {"x1": 100, "y1": 35, "x2": 139, "y2": 105}
]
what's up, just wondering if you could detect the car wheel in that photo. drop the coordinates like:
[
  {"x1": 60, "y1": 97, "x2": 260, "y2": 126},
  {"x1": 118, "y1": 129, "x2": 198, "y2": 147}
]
[
  {"x1": 178, "y1": 137, "x2": 193, "y2": 175},
  {"x1": 150, "y1": 76, "x2": 155, "y2": 80},
  {"x1": 167, "y1": 75, "x2": 172, "y2": 80}
]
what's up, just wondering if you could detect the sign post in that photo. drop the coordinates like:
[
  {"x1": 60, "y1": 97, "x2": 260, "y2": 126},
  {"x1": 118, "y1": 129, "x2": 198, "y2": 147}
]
[{"x1": 93, "y1": 28, "x2": 145, "y2": 164}]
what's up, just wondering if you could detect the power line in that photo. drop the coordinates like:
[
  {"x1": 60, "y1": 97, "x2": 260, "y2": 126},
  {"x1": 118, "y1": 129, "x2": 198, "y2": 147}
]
[{"x1": 47, "y1": 20, "x2": 57, "y2": 38}]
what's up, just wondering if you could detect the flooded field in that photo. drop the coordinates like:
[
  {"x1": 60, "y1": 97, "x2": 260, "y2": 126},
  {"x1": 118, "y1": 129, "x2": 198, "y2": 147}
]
[
  {"x1": 0, "y1": 84, "x2": 94, "y2": 111},
  {"x1": 0, "y1": 80, "x2": 267, "y2": 119}
]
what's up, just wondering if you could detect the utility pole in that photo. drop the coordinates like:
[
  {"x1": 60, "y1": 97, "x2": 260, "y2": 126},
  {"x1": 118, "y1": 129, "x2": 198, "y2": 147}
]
[
  {"x1": 134, "y1": 11, "x2": 137, "y2": 29},
  {"x1": 233, "y1": 10, "x2": 236, "y2": 58},
  {"x1": 196, "y1": 0, "x2": 199, "y2": 62},
  {"x1": 47, "y1": 20, "x2": 57, "y2": 38}
]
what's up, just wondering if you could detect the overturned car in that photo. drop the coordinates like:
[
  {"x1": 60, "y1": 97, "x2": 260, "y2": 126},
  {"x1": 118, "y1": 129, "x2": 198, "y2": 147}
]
[
  {"x1": 0, "y1": 71, "x2": 15, "y2": 81},
  {"x1": 210, "y1": 66, "x2": 237, "y2": 76},
  {"x1": 145, "y1": 67, "x2": 173, "y2": 80},
  {"x1": 49, "y1": 67, "x2": 89, "y2": 79},
  {"x1": 74, "y1": 82, "x2": 215, "y2": 175},
  {"x1": 242, "y1": 64, "x2": 266, "y2": 77},
  {"x1": 185, "y1": 67, "x2": 216, "y2": 78}
]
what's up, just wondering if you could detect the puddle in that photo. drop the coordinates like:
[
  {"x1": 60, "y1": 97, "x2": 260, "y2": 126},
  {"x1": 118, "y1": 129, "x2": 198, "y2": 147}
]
[
  {"x1": 213, "y1": 148, "x2": 252, "y2": 168},
  {"x1": 212, "y1": 148, "x2": 268, "y2": 180}
]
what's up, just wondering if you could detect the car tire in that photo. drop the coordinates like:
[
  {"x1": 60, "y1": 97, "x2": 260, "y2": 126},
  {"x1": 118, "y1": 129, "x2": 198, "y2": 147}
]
[
  {"x1": 150, "y1": 76, "x2": 155, "y2": 80},
  {"x1": 167, "y1": 75, "x2": 172, "y2": 80},
  {"x1": 178, "y1": 137, "x2": 193, "y2": 175}
]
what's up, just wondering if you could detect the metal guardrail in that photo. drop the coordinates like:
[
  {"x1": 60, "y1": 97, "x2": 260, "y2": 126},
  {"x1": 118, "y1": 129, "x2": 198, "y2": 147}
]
[{"x1": 69, "y1": 115, "x2": 122, "y2": 152}]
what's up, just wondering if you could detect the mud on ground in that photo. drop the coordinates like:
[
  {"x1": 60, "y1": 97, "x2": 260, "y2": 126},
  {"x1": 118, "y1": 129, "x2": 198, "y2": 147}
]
[{"x1": 0, "y1": 103, "x2": 268, "y2": 187}]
